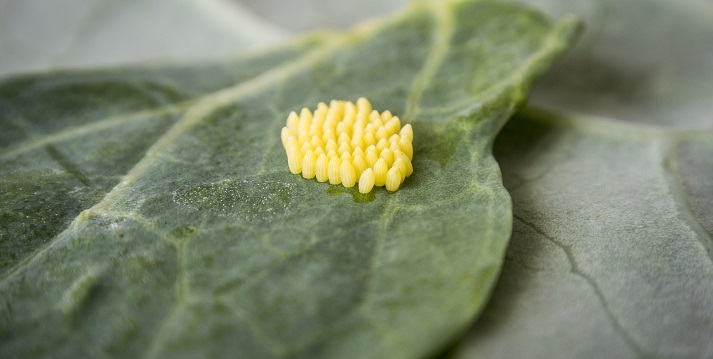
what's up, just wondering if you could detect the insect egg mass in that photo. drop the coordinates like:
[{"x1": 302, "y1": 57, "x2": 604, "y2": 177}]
[{"x1": 281, "y1": 98, "x2": 413, "y2": 194}]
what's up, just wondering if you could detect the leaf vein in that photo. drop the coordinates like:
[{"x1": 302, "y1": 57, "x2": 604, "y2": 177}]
[
  {"x1": 403, "y1": 1, "x2": 454, "y2": 121},
  {"x1": 91, "y1": 38, "x2": 345, "y2": 211},
  {"x1": 513, "y1": 214, "x2": 647, "y2": 358},
  {"x1": 0, "y1": 103, "x2": 188, "y2": 159},
  {"x1": 663, "y1": 140, "x2": 713, "y2": 263}
]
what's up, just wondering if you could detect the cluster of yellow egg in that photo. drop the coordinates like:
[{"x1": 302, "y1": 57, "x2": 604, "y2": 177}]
[{"x1": 281, "y1": 98, "x2": 413, "y2": 193}]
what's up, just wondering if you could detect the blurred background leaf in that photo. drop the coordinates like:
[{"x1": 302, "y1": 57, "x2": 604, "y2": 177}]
[{"x1": 0, "y1": 0, "x2": 286, "y2": 77}]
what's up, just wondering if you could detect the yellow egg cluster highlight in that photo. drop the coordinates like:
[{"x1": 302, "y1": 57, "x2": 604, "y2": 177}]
[{"x1": 282, "y1": 98, "x2": 414, "y2": 193}]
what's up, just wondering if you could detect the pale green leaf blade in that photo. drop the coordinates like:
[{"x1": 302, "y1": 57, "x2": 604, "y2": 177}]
[
  {"x1": 461, "y1": 110, "x2": 713, "y2": 358},
  {"x1": 456, "y1": 0, "x2": 713, "y2": 357},
  {"x1": 0, "y1": 1, "x2": 578, "y2": 358}
]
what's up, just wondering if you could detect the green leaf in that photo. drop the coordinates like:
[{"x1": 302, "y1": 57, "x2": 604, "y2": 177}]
[
  {"x1": 0, "y1": 0, "x2": 578, "y2": 357},
  {"x1": 0, "y1": 0, "x2": 286, "y2": 77},
  {"x1": 454, "y1": 0, "x2": 713, "y2": 357},
  {"x1": 0, "y1": 36, "x2": 329, "y2": 275}
]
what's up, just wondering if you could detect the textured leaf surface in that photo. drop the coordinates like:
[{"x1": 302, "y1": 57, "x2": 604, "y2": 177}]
[
  {"x1": 0, "y1": 1, "x2": 577, "y2": 358},
  {"x1": 0, "y1": 37, "x2": 328, "y2": 274},
  {"x1": 0, "y1": 0, "x2": 286, "y2": 77},
  {"x1": 455, "y1": 0, "x2": 713, "y2": 357}
]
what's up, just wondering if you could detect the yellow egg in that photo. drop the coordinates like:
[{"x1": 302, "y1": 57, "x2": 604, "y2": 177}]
[
  {"x1": 359, "y1": 168, "x2": 375, "y2": 194},
  {"x1": 385, "y1": 167, "x2": 402, "y2": 192}
]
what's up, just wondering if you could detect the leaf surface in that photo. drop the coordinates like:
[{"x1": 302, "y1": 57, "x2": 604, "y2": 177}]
[
  {"x1": 0, "y1": 1, "x2": 578, "y2": 358},
  {"x1": 455, "y1": 0, "x2": 713, "y2": 357},
  {"x1": 0, "y1": 37, "x2": 328, "y2": 274}
]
